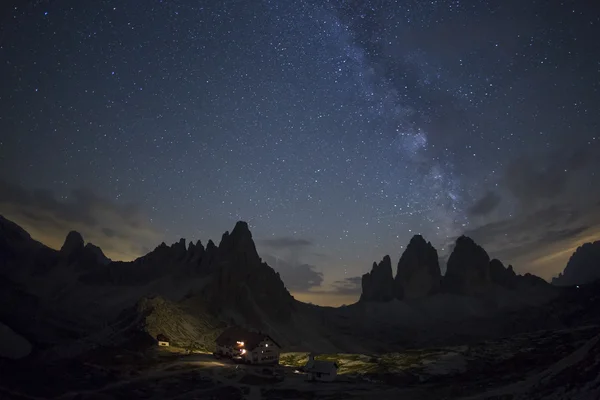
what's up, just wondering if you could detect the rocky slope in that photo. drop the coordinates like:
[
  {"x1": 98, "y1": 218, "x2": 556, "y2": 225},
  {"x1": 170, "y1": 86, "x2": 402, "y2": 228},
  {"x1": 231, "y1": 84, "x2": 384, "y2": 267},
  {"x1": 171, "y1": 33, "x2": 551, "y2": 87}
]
[
  {"x1": 111, "y1": 296, "x2": 226, "y2": 352},
  {"x1": 463, "y1": 330, "x2": 600, "y2": 400},
  {"x1": 0, "y1": 214, "x2": 339, "y2": 358}
]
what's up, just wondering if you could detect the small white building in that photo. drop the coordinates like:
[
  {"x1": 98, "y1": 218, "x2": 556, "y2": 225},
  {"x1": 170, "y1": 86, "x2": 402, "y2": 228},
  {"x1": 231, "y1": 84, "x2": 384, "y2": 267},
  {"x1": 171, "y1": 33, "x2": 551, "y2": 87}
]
[
  {"x1": 304, "y1": 353, "x2": 338, "y2": 382},
  {"x1": 157, "y1": 334, "x2": 170, "y2": 347},
  {"x1": 215, "y1": 326, "x2": 281, "y2": 365}
]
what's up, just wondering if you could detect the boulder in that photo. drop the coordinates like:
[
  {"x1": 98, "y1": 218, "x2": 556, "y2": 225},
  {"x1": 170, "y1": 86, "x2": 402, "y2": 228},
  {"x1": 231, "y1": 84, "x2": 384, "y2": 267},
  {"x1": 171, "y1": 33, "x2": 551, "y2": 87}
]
[
  {"x1": 394, "y1": 235, "x2": 441, "y2": 300},
  {"x1": 361, "y1": 255, "x2": 394, "y2": 302}
]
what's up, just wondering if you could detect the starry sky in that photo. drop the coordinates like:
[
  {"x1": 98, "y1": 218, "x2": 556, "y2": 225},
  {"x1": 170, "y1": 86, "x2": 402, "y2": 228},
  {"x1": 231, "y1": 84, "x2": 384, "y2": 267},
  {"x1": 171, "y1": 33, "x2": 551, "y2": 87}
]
[{"x1": 1, "y1": 0, "x2": 599, "y2": 306}]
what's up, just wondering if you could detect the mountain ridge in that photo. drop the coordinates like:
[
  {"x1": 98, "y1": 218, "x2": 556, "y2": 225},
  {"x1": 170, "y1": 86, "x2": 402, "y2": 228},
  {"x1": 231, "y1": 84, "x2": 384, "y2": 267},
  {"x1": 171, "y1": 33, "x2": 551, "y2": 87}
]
[
  {"x1": 360, "y1": 233, "x2": 554, "y2": 304},
  {"x1": 1, "y1": 213, "x2": 598, "y2": 361}
]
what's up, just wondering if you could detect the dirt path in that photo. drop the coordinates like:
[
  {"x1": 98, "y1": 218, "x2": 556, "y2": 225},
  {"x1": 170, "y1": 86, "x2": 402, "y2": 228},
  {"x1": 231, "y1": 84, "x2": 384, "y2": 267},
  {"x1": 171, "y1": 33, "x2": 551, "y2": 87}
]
[{"x1": 54, "y1": 353, "x2": 256, "y2": 400}]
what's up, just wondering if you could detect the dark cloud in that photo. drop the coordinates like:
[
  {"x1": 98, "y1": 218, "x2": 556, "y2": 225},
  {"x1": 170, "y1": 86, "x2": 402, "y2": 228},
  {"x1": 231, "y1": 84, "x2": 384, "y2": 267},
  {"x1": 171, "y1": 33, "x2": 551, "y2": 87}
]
[
  {"x1": 258, "y1": 236, "x2": 324, "y2": 291},
  {"x1": 0, "y1": 179, "x2": 160, "y2": 260},
  {"x1": 504, "y1": 158, "x2": 565, "y2": 206},
  {"x1": 460, "y1": 202, "x2": 600, "y2": 278},
  {"x1": 260, "y1": 237, "x2": 313, "y2": 249},
  {"x1": 0, "y1": 181, "x2": 93, "y2": 226},
  {"x1": 468, "y1": 191, "x2": 501, "y2": 216},
  {"x1": 460, "y1": 142, "x2": 600, "y2": 279},
  {"x1": 464, "y1": 206, "x2": 593, "y2": 249},
  {"x1": 538, "y1": 226, "x2": 591, "y2": 245},
  {"x1": 102, "y1": 227, "x2": 117, "y2": 238},
  {"x1": 330, "y1": 276, "x2": 362, "y2": 295},
  {"x1": 20, "y1": 209, "x2": 45, "y2": 222},
  {"x1": 502, "y1": 144, "x2": 600, "y2": 209},
  {"x1": 262, "y1": 254, "x2": 323, "y2": 292}
]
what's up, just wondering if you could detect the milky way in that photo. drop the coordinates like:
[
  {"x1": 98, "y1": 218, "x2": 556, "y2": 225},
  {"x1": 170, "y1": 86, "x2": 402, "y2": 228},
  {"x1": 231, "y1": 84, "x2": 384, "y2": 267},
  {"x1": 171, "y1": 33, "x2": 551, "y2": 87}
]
[{"x1": 1, "y1": 0, "x2": 599, "y2": 304}]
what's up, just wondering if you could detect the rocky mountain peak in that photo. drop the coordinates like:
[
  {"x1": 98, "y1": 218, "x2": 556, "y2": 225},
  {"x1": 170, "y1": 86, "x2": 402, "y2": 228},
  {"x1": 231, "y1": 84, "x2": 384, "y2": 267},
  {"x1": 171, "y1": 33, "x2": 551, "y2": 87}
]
[
  {"x1": 172, "y1": 238, "x2": 186, "y2": 251},
  {"x1": 206, "y1": 239, "x2": 216, "y2": 251},
  {"x1": 217, "y1": 221, "x2": 260, "y2": 267},
  {"x1": 186, "y1": 239, "x2": 205, "y2": 264},
  {"x1": 394, "y1": 234, "x2": 441, "y2": 300},
  {"x1": 0, "y1": 215, "x2": 32, "y2": 243},
  {"x1": 489, "y1": 258, "x2": 517, "y2": 289},
  {"x1": 171, "y1": 238, "x2": 187, "y2": 260},
  {"x1": 219, "y1": 221, "x2": 254, "y2": 248},
  {"x1": 231, "y1": 220, "x2": 251, "y2": 237},
  {"x1": 60, "y1": 231, "x2": 84, "y2": 255},
  {"x1": 443, "y1": 235, "x2": 491, "y2": 295},
  {"x1": 361, "y1": 255, "x2": 394, "y2": 302},
  {"x1": 0, "y1": 215, "x2": 42, "y2": 270},
  {"x1": 84, "y1": 243, "x2": 111, "y2": 265},
  {"x1": 408, "y1": 234, "x2": 427, "y2": 246},
  {"x1": 553, "y1": 241, "x2": 600, "y2": 286},
  {"x1": 201, "y1": 222, "x2": 294, "y2": 325},
  {"x1": 220, "y1": 231, "x2": 230, "y2": 246}
]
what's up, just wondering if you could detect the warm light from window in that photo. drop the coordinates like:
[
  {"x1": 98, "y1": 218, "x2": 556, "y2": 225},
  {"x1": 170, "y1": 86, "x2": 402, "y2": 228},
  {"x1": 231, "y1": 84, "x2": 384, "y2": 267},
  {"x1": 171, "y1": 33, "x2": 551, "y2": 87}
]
[
  {"x1": 241, "y1": 349, "x2": 247, "y2": 354},
  {"x1": 236, "y1": 341, "x2": 244, "y2": 346}
]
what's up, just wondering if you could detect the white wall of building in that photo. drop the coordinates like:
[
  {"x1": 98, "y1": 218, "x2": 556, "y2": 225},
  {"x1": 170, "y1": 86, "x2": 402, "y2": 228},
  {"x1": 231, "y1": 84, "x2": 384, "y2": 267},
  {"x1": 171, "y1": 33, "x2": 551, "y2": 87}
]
[{"x1": 217, "y1": 337, "x2": 280, "y2": 364}]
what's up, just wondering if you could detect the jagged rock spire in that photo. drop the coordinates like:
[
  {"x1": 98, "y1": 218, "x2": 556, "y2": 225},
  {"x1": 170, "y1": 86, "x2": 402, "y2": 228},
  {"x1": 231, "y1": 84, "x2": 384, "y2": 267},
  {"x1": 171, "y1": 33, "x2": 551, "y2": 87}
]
[
  {"x1": 217, "y1": 221, "x2": 261, "y2": 267},
  {"x1": 443, "y1": 235, "x2": 491, "y2": 295},
  {"x1": 552, "y1": 241, "x2": 600, "y2": 286},
  {"x1": 361, "y1": 255, "x2": 394, "y2": 302},
  {"x1": 394, "y1": 234, "x2": 441, "y2": 300},
  {"x1": 84, "y1": 243, "x2": 111, "y2": 265},
  {"x1": 60, "y1": 231, "x2": 84, "y2": 255}
]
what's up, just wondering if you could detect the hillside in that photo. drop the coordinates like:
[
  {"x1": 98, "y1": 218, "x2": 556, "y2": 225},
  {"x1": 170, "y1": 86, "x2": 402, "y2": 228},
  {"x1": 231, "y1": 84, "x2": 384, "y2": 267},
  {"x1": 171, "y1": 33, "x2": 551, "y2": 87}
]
[
  {"x1": 0, "y1": 215, "x2": 345, "y2": 357},
  {"x1": 135, "y1": 296, "x2": 225, "y2": 351}
]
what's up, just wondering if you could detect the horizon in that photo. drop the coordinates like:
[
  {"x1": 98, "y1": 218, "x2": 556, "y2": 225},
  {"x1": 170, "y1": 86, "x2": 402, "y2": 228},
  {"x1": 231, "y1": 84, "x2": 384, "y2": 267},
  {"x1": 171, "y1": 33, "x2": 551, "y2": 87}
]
[
  {"x1": 2, "y1": 1, "x2": 600, "y2": 307},
  {"x1": 2, "y1": 212, "x2": 595, "y2": 307}
]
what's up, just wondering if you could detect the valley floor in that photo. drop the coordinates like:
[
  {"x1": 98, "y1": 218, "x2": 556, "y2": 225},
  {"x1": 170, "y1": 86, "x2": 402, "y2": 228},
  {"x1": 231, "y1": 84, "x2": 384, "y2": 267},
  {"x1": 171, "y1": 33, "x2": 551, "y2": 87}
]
[{"x1": 1, "y1": 325, "x2": 599, "y2": 400}]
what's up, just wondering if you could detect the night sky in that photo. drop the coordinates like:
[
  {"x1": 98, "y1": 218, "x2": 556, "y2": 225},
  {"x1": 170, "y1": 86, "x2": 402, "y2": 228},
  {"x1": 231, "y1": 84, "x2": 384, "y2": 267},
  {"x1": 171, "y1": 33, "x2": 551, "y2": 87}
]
[{"x1": 1, "y1": 0, "x2": 599, "y2": 305}]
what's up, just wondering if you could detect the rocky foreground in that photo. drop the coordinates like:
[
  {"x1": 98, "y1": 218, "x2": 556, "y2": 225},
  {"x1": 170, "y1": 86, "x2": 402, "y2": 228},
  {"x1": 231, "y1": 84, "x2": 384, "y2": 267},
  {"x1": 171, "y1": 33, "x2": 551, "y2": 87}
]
[{"x1": 1, "y1": 324, "x2": 599, "y2": 399}]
